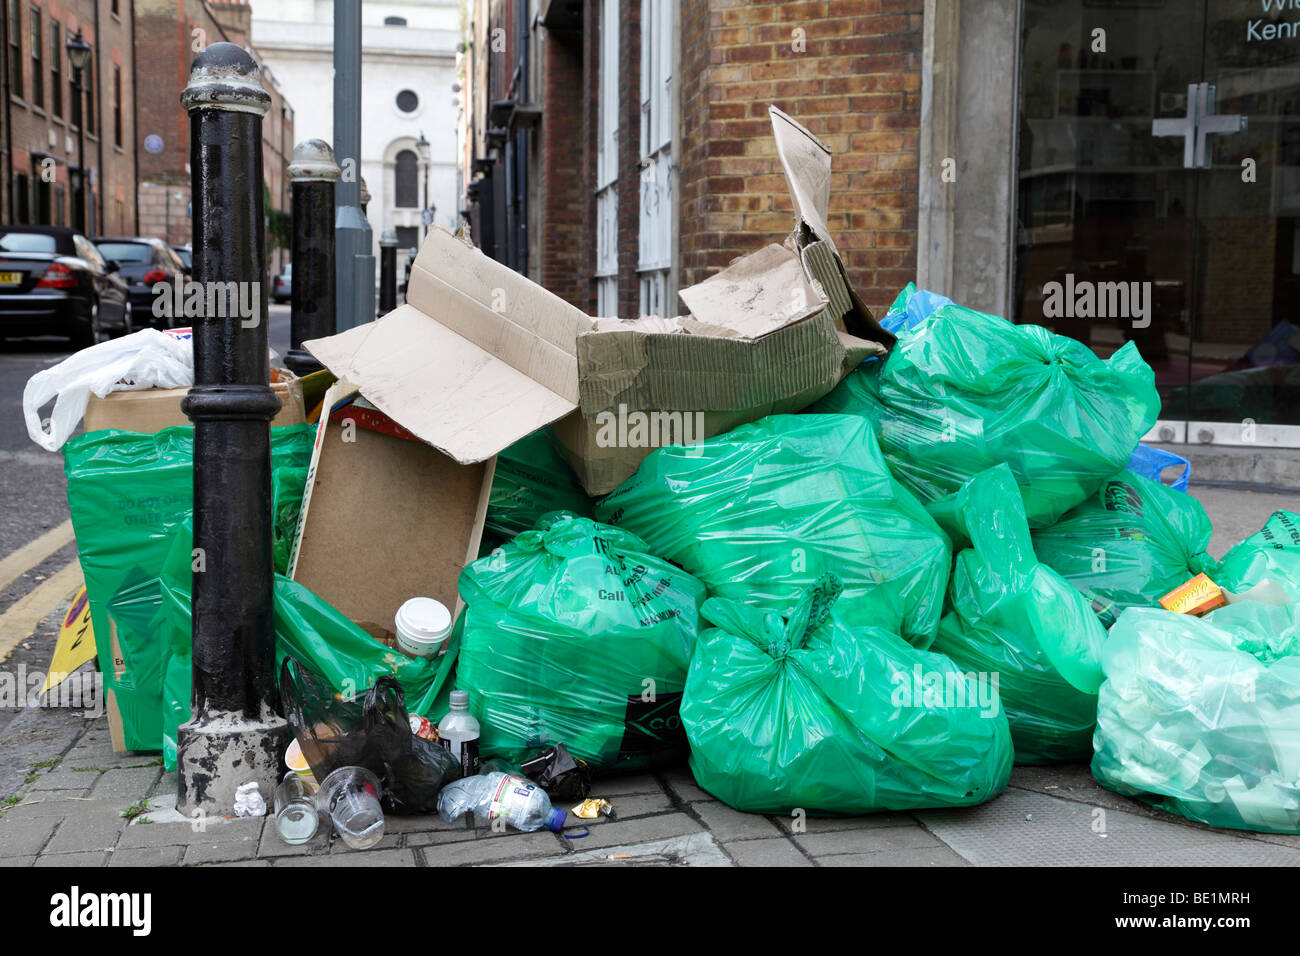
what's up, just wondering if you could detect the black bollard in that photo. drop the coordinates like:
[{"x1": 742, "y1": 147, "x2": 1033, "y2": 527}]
[
  {"x1": 378, "y1": 228, "x2": 399, "y2": 316},
  {"x1": 286, "y1": 139, "x2": 339, "y2": 375},
  {"x1": 176, "y1": 43, "x2": 290, "y2": 816}
]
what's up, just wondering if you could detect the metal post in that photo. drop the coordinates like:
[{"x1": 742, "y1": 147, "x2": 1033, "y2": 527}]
[
  {"x1": 378, "y1": 228, "x2": 398, "y2": 316},
  {"x1": 286, "y1": 139, "x2": 339, "y2": 375},
  {"x1": 333, "y1": 0, "x2": 374, "y2": 330},
  {"x1": 176, "y1": 43, "x2": 289, "y2": 816}
]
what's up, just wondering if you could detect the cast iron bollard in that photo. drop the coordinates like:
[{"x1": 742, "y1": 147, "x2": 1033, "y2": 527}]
[
  {"x1": 378, "y1": 228, "x2": 399, "y2": 316},
  {"x1": 176, "y1": 43, "x2": 290, "y2": 816},
  {"x1": 286, "y1": 139, "x2": 340, "y2": 375}
]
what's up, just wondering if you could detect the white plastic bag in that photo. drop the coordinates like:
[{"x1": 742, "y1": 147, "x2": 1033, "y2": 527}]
[{"x1": 23, "y1": 328, "x2": 194, "y2": 452}]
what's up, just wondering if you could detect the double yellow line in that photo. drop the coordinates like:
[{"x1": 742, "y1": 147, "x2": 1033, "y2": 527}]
[{"x1": 0, "y1": 521, "x2": 82, "y2": 662}]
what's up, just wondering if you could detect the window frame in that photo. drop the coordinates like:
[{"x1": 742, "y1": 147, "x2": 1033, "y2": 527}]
[{"x1": 28, "y1": 3, "x2": 42, "y2": 110}]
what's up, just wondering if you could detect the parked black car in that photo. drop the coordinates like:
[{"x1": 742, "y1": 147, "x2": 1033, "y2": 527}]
[
  {"x1": 0, "y1": 225, "x2": 130, "y2": 346},
  {"x1": 94, "y1": 237, "x2": 189, "y2": 330}
]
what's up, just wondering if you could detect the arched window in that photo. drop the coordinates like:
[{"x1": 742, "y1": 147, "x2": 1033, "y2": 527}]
[{"x1": 394, "y1": 149, "x2": 419, "y2": 208}]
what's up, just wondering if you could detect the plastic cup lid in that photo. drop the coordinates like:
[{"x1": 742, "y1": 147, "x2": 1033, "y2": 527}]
[{"x1": 395, "y1": 597, "x2": 453, "y2": 642}]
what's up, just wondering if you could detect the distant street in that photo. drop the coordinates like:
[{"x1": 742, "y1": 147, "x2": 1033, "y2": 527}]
[{"x1": 0, "y1": 303, "x2": 291, "y2": 603}]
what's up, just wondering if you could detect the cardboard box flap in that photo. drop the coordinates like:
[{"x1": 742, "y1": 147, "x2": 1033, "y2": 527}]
[
  {"x1": 577, "y1": 313, "x2": 871, "y2": 416},
  {"x1": 405, "y1": 226, "x2": 593, "y2": 389},
  {"x1": 677, "y1": 243, "x2": 825, "y2": 339},
  {"x1": 770, "y1": 105, "x2": 836, "y2": 253},
  {"x1": 304, "y1": 304, "x2": 578, "y2": 464},
  {"x1": 802, "y1": 239, "x2": 895, "y2": 346}
]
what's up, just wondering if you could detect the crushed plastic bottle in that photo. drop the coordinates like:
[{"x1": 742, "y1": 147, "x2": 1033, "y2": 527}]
[{"x1": 437, "y1": 772, "x2": 567, "y2": 833}]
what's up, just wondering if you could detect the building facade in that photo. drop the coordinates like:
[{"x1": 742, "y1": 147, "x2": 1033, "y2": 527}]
[
  {"x1": 0, "y1": 0, "x2": 138, "y2": 236},
  {"x1": 135, "y1": 0, "x2": 293, "y2": 272},
  {"x1": 249, "y1": 0, "x2": 461, "y2": 274},
  {"x1": 461, "y1": 0, "x2": 1300, "y2": 448}
]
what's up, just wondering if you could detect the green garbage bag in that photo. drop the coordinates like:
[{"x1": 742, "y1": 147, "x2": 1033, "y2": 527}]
[
  {"x1": 487, "y1": 427, "x2": 593, "y2": 540},
  {"x1": 1031, "y1": 469, "x2": 1216, "y2": 628},
  {"x1": 1092, "y1": 602, "x2": 1300, "y2": 834},
  {"x1": 681, "y1": 574, "x2": 1013, "y2": 815},
  {"x1": 457, "y1": 512, "x2": 707, "y2": 772},
  {"x1": 65, "y1": 425, "x2": 314, "y2": 753},
  {"x1": 595, "y1": 414, "x2": 951, "y2": 647},
  {"x1": 1215, "y1": 511, "x2": 1300, "y2": 601},
  {"x1": 150, "y1": 516, "x2": 460, "y2": 770},
  {"x1": 927, "y1": 465, "x2": 1108, "y2": 764},
  {"x1": 812, "y1": 304, "x2": 1160, "y2": 528}
]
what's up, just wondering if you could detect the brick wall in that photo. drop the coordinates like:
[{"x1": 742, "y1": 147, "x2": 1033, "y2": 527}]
[
  {"x1": 536, "y1": 28, "x2": 584, "y2": 308},
  {"x1": 677, "y1": 0, "x2": 924, "y2": 316},
  {"x1": 3, "y1": 0, "x2": 137, "y2": 235}
]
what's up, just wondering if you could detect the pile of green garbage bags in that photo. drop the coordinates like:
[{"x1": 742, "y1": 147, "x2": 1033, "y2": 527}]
[
  {"x1": 927, "y1": 465, "x2": 1107, "y2": 764},
  {"x1": 595, "y1": 414, "x2": 951, "y2": 648},
  {"x1": 681, "y1": 574, "x2": 1013, "y2": 814},
  {"x1": 456, "y1": 513, "x2": 706, "y2": 772},
  {"x1": 1093, "y1": 601, "x2": 1300, "y2": 834},
  {"x1": 1032, "y1": 470, "x2": 1217, "y2": 628},
  {"x1": 813, "y1": 300, "x2": 1159, "y2": 528}
]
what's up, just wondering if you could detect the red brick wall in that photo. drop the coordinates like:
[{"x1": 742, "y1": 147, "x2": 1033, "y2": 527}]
[
  {"x1": 3, "y1": 0, "x2": 136, "y2": 234},
  {"x1": 536, "y1": 27, "x2": 583, "y2": 307},
  {"x1": 678, "y1": 0, "x2": 924, "y2": 316}
]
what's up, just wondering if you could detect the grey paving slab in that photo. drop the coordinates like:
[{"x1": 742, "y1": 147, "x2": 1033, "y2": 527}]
[
  {"x1": 385, "y1": 813, "x2": 469, "y2": 835},
  {"x1": 27, "y1": 786, "x2": 91, "y2": 798},
  {"x1": 405, "y1": 826, "x2": 482, "y2": 848},
  {"x1": 916, "y1": 789, "x2": 1300, "y2": 867},
  {"x1": 657, "y1": 767, "x2": 719, "y2": 803},
  {"x1": 31, "y1": 767, "x2": 95, "y2": 791},
  {"x1": 568, "y1": 812, "x2": 703, "y2": 850},
  {"x1": 205, "y1": 859, "x2": 272, "y2": 867},
  {"x1": 43, "y1": 808, "x2": 125, "y2": 853},
  {"x1": 35, "y1": 850, "x2": 108, "y2": 867},
  {"x1": 0, "y1": 795, "x2": 87, "y2": 821},
  {"x1": 794, "y1": 823, "x2": 942, "y2": 858},
  {"x1": 504, "y1": 831, "x2": 732, "y2": 867},
  {"x1": 592, "y1": 791, "x2": 675, "y2": 820},
  {"x1": 0, "y1": 856, "x2": 34, "y2": 866},
  {"x1": 0, "y1": 817, "x2": 57, "y2": 856},
  {"x1": 722, "y1": 837, "x2": 812, "y2": 867},
  {"x1": 692, "y1": 801, "x2": 786, "y2": 842},
  {"x1": 88, "y1": 766, "x2": 163, "y2": 800},
  {"x1": 589, "y1": 774, "x2": 667, "y2": 797},
  {"x1": 119, "y1": 816, "x2": 264, "y2": 848},
  {"x1": 109, "y1": 845, "x2": 184, "y2": 867},
  {"x1": 419, "y1": 831, "x2": 566, "y2": 866},
  {"x1": 274, "y1": 849, "x2": 417, "y2": 867},
  {"x1": 816, "y1": 846, "x2": 971, "y2": 867},
  {"x1": 772, "y1": 811, "x2": 917, "y2": 835},
  {"x1": 183, "y1": 840, "x2": 263, "y2": 866}
]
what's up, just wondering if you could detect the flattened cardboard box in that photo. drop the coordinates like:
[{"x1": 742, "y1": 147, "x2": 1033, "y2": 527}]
[
  {"x1": 304, "y1": 106, "x2": 891, "y2": 497},
  {"x1": 286, "y1": 381, "x2": 493, "y2": 638}
]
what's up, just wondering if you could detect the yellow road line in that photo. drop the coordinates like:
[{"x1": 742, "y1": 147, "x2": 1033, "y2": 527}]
[
  {"x1": 0, "y1": 560, "x2": 83, "y2": 663},
  {"x1": 0, "y1": 520, "x2": 75, "y2": 595}
]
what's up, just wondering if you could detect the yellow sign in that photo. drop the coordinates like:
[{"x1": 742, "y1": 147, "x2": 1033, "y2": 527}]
[{"x1": 43, "y1": 585, "x2": 96, "y2": 693}]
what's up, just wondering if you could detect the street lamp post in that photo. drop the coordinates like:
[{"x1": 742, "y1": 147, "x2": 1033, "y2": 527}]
[
  {"x1": 417, "y1": 131, "x2": 431, "y2": 237},
  {"x1": 286, "y1": 139, "x2": 339, "y2": 375},
  {"x1": 66, "y1": 28, "x2": 91, "y2": 234}
]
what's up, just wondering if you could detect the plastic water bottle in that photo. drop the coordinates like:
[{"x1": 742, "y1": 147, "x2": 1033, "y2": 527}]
[
  {"x1": 437, "y1": 772, "x2": 567, "y2": 833},
  {"x1": 438, "y1": 690, "x2": 481, "y2": 776}
]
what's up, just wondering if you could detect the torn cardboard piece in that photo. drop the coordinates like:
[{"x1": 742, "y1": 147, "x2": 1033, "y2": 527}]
[
  {"x1": 304, "y1": 105, "x2": 891, "y2": 497},
  {"x1": 287, "y1": 381, "x2": 493, "y2": 638}
]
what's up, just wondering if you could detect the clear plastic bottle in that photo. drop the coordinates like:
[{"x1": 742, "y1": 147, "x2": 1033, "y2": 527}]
[
  {"x1": 438, "y1": 690, "x2": 481, "y2": 776},
  {"x1": 437, "y1": 772, "x2": 567, "y2": 833}
]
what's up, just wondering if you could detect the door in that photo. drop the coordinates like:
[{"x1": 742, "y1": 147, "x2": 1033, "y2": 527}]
[{"x1": 1016, "y1": 1, "x2": 1300, "y2": 442}]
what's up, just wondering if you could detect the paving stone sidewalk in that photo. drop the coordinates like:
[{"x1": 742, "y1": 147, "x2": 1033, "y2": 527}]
[{"x1": 2, "y1": 716, "x2": 1298, "y2": 867}]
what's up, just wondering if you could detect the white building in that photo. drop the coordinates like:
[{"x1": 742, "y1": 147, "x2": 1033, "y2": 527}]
[{"x1": 249, "y1": 0, "x2": 461, "y2": 271}]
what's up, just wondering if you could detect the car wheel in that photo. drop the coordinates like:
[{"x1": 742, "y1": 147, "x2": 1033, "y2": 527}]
[{"x1": 70, "y1": 299, "x2": 107, "y2": 349}]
